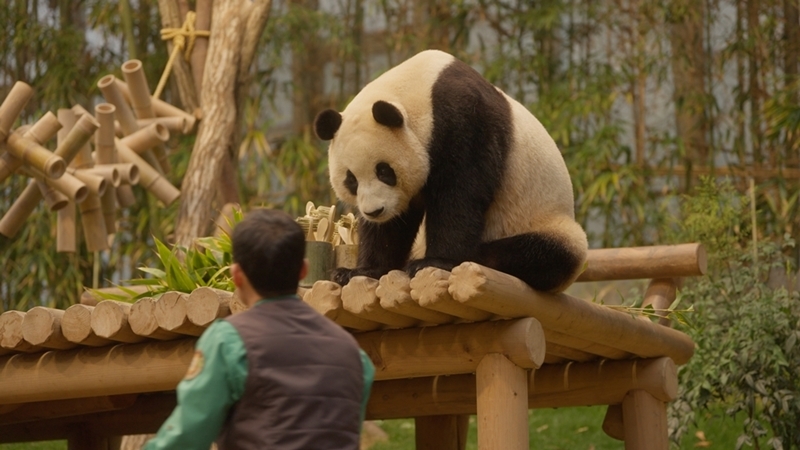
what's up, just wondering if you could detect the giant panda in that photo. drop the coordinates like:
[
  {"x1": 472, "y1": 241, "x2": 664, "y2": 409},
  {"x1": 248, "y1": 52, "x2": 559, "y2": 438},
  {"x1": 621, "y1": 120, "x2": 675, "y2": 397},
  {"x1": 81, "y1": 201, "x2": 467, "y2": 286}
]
[{"x1": 314, "y1": 49, "x2": 588, "y2": 293}]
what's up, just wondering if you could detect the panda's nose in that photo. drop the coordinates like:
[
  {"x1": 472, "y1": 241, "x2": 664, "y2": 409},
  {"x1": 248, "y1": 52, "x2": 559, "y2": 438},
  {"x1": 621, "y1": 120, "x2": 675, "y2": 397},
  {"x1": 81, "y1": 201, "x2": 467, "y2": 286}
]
[{"x1": 364, "y1": 207, "x2": 385, "y2": 218}]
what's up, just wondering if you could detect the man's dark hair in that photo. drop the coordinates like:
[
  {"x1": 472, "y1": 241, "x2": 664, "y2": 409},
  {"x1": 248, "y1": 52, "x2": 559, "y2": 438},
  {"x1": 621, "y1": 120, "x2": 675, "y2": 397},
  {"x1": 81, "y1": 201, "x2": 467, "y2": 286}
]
[{"x1": 232, "y1": 209, "x2": 306, "y2": 298}]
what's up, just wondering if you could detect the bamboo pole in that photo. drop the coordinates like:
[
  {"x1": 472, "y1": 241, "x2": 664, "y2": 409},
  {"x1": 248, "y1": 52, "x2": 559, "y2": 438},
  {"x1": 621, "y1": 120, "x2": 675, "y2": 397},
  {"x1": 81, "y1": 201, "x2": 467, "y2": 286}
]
[
  {"x1": 577, "y1": 243, "x2": 707, "y2": 282},
  {"x1": 21, "y1": 307, "x2": 76, "y2": 350},
  {"x1": 476, "y1": 353, "x2": 528, "y2": 450},
  {"x1": 302, "y1": 281, "x2": 382, "y2": 331},
  {"x1": 341, "y1": 276, "x2": 419, "y2": 328},
  {"x1": 0, "y1": 339, "x2": 195, "y2": 404},
  {"x1": 191, "y1": 0, "x2": 211, "y2": 101},
  {"x1": 0, "y1": 179, "x2": 43, "y2": 239},
  {"x1": 186, "y1": 287, "x2": 232, "y2": 327},
  {"x1": 36, "y1": 177, "x2": 70, "y2": 211},
  {"x1": 5, "y1": 132, "x2": 66, "y2": 179},
  {"x1": 377, "y1": 270, "x2": 454, "y2": 324},
  {"x1": 135, "y1": 117, "x2": 188, "y2": 135},
  {"x1": 0, "y1": 81, "x2": 34, "y2": 141},
  {"x1": 118, "y1": 123, "x2": 169, "y2": 156},
  {"x1": 116, "y1": 139, "x2": 180, "y2": 206},
  {"x1": 129, "y1": 297, "x2": 183, "y2": 340},
  {"x1": 0, "y1": 111, "x2": 61, "y2": 183},
  {"x1": 114, "y1": 77, "x2": 197, "y2": 131},
  {"x1": 0, "y1": 394, "x2": 137, "y2": 426},
  {"x1": 121, "y1": 60, "x2": 171, "y2": 173},
  {"x1": 91, "y1": 300, "x2": 146, "y2": 344},
  {"x1": 0, "y1": 311, "x2": 42, "y2": 353},
  {"x1": 448, "y1": 262, "x2": 695, "y2": 365},
  {"x1": 95, "y1": 103, "x2": 118, "y2": 234},
  {"x1": 410, "y1": 267, "x2": 494, "y2": 321},
  {"x1": 354, "y1": 318, "x2": 545, "y2": 381},
  {"x1": 22, "y1": 167, "x2": 88, "y2": 203},
  {"x1": 62, "y1": 304, "x2": 114, "y2": 347},
  {"x1": 57, "y1": 202, "x2": 77, "y2": 253},
  {"x1": 154, "y1": 291, "x2": 205, "y2": 336}
]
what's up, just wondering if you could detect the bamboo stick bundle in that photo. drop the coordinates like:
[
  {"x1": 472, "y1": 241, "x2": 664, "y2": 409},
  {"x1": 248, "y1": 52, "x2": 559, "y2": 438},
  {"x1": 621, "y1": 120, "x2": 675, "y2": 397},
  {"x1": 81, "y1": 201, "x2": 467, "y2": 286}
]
[
  {"x1": 0, "y1": 81, "x2": 34, "y2": 142},
  {"x1": 341, "y1": 276, "x2": 418, "y2": 328},
  {"x1": 302, "y1": 281, "x2": 381, "y2": 331},
  {"x1": 376, "y1": 270, "x2": 453, "y2": 325},
  {"x1": 121, "y1": 60, "x2": 171, "y2": 173},
  {"x1": 0, "y1": 311, "x2": 42, "y2": 354},
  {"x1": 354, "y1": 317, "x2": 545, "y2": 381},
  {"x1": 154, "y1": 291, "x2": 205, "y2": 336},
  {"x1": 115, "y1": 139, "x2": 180, "y2": 206},
  {"x1": 409, "y1": 267, "x2": 494, "y2": 322},
  {"x1": 91, "y1": 300, "x2": 145, "y2": 344},
  {"x1": 129, "y1": 297, "x2": 182, "y2": 340},
  {"x1": 186, "y1": 287, "x2": 232, "y2": 328},
  {"x1": 119, "y1": 123, "x2": 169, "y2": 156},
  {"x1": 20, "y1": 307, "x2": 76, "y2": 350},
  {"x1": 577, "y1": 243, "x2": 707, "y2": 282},
  {"x1": 448, "y1": 262, "x2": 695, "y2": 364},
  {"x1": 62, "y1": 304, "x2": 114, "y2": 347},
  {"x1": 114, "y1": 77, "x2": 197, "y2": 132},
  {"x1": 94, "y1": 103, "x2": 119, "y2": 234}
]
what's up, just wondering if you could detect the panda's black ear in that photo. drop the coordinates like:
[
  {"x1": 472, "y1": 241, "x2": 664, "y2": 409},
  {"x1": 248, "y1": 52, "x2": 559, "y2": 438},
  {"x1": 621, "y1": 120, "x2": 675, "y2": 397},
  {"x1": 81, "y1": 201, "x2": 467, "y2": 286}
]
[
  {"x1": 372, "y1": 100, "x2": 404, "y2": 128},
  {"x1": 314, "y1": 109, "x2": 342, "y2": 141}
]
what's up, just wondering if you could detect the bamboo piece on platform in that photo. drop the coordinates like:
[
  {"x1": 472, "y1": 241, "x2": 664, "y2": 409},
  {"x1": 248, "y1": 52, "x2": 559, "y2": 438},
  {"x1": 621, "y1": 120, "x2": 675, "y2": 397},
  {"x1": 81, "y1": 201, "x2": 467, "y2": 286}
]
[
  {"x1": 621, "y1": 390, "x2": 669, "y2": 450},
  {"x1": 57, "y1": 202, "x2": 76, "y2": 252},
  {"x1": 186, "y1": 287, "x2": 232, "y2": 327},
  {"x1": 0, "y1": 111, "x2": 62, "y2": 184},
  {"x1": 5, "y1": 132, "x2": 66, "y2": 179},
  {"x1": 577, "y1": 243, "x2": 707, "y2": 282},
  {"x1": 91, "y1": 300, "x2": 145, "y2": 343},
  {"x1": 109, "y1": 162, "x2": 139, "y2": 186},
  {"x1": 116, "y1": 139, "x2": 180, "y2": 206},
  {"x1": 121, "y1": 60, "x2": 170, "y2": 173},
  {"x1": 354, "y1": 318, "x2": 545, "y2": 381},
  {"x1": 0, "y1": 311, "x2": 42, "y2": 353},
  {"x1": 302, "y1": 281, "x2": 381, "y2": 331},
  {"x1": 448, "y1": 262, "x2": 695, "y2": 365},
  {"x1": 0, "y1": 81, "x2": 34, "y2": 141},
  {"x1": 0, "y1": 339, "x2": 196, "y2": 404},
  {"x1": 377, "y1": 270, "x2": 453, "y2": 324},
  {"x1": 0, "y1": 180, "x2": 43, "y2": 239},
  {"x1": 119, "y1": 123, "x2": 169, "y2": 155},
  {"x1": 79, "y1": 285, "x2": 150, "y2": 306},
  {"x1": 21, "y1": 307, "x2": 76, "y2": 350},
  {"x1": 341, "y1": 276, "x2": 419, "y2": 328},
  {"x1": 95, "y1": 103, "x2": 118, "y2": 234},
  {"x1": 114, "y1": 77, "x2": 197, "y2": 131},
  {"x1": 477, "y1": 353, "x2": 528, "y2": 450},
  {"x1": 154, "y1": 291, "x2": 205, "y2": 336},
  {"x1": 0, "y1": 394, "x2": 138, "y2": 426},
  {"x1": 129, "y1": 297, "x2": 182, "y2": 340},
  {"x1": 409, "y1": 267, "x2": 494, "y2": 322},
  {"x1": 62, "y1": 304, "x2": 113, "y2": 347},
  {"x1": 642, "y1": 278, "x2": 678, "y2": 327}
]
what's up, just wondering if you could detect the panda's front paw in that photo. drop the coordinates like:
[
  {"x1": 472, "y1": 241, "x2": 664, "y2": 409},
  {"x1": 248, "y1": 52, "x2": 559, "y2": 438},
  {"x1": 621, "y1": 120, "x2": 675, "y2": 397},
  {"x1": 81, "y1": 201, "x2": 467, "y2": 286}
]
[
  {"x1": 332, "y1": 267, "x2": 390, "y2": 286},
  {"x1": 405, "y1": 258, "x2": 458, "y2": 277}
]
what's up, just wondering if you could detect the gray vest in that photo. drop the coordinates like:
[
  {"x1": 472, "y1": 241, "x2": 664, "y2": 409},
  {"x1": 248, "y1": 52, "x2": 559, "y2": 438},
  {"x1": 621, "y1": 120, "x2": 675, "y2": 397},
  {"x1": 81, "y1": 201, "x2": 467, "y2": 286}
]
[{"x1": 217, "y1": 298, "x2": 364, "y2": 450}]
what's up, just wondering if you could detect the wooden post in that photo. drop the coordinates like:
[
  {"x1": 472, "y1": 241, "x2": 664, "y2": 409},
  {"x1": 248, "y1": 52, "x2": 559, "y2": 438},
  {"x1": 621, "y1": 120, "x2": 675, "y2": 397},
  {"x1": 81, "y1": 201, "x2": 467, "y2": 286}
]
[
  {"x1": 577, "y1": 243, "x2": 707, "y2": 281},
  {"x1": 0, "y1": 311, "x2": 42, "y2": 353},
  {"x1": 621, "y1": 390, "x2": 669, "y2": 450},
  {"x1": 415, "y1": 415, "x2": 468, "y2": 450},
  {"x1": 476, "y1": 353, "x2": 528, "y2": 450},
  {"x1": 642, "y1": 278, "x2": 678, "y2": 326}
]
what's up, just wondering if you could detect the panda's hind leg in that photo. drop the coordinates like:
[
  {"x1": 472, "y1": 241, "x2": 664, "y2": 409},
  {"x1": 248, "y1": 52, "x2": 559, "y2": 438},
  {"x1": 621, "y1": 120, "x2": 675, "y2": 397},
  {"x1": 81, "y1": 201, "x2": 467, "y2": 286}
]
[{"x1": 478, "y1": 231, "x2": 587, "y2": 293}]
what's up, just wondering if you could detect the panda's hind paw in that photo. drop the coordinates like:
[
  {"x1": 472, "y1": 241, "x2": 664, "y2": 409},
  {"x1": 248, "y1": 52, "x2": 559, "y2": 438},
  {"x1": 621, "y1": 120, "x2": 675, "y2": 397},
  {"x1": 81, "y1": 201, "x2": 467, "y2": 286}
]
[{"x1": 405, "y1": 258, "x2": 457, "y2": 277}]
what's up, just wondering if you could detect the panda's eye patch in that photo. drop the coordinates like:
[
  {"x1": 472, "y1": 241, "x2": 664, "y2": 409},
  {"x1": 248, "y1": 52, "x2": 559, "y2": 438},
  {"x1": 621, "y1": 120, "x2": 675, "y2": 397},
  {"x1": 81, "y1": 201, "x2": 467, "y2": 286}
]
[
  {"x1": 344, "y1": 170, "x2": 358, "y2": 195},
  {"x1": 376, "y1": 162, "x2": 396, "y2": 186}
]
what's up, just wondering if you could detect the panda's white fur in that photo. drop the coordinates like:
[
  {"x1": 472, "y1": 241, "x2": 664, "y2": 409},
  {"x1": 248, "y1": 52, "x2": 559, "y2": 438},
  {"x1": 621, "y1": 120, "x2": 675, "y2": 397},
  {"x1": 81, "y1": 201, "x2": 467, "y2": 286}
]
[{"x1": 315, "y1": 49, "x2": 588, "y2": 292}]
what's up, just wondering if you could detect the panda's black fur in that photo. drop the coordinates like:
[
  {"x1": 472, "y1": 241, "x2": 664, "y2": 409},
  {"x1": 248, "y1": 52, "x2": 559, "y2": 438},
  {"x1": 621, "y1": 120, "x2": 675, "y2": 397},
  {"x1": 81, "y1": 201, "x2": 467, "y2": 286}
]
[{"x1": 315, "y1": 50, "x2": 587, "y2": 292}]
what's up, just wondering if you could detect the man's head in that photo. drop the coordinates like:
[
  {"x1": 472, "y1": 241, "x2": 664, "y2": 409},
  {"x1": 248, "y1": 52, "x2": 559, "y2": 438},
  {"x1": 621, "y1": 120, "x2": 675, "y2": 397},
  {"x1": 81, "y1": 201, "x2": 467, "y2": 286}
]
[{"x1": 231, "y1": 209, "x2": 306, "y2": 299}]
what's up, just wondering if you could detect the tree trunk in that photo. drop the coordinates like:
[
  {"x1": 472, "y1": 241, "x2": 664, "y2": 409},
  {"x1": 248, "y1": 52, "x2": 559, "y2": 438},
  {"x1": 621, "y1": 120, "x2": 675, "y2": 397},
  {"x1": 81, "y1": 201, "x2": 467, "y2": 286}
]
[{"x1": 174, "y1": 0, "x2": 272, "y2": 248}]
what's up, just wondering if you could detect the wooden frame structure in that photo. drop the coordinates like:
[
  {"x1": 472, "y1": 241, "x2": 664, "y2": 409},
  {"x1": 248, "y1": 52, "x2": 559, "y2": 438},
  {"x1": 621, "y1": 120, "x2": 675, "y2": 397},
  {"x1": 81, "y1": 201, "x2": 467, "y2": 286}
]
[{"x1": 0, "y1": 243, "x2": 704, "y2": 449}]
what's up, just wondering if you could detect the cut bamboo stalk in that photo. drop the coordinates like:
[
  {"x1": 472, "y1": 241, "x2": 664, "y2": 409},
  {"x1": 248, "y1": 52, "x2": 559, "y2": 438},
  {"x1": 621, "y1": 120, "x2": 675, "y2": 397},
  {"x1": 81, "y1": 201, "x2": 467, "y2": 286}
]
[
  {"x1": 116, "y1": 139, "x2": 180, "y2": 206},
  {"x1": 77, "y1": 188, "x2": 108, "y2": 251},
  {"x1": 0, "y1": 311, "x2": 42, "y2": 353},
  {"x1": 62, "y1": 304, "x2": 113, "y2": 347},
  {"x1": 0, "y1": 180, "x2": 43, "y2": 239},
  {"x1": 0, "y1": 111, "x2": 62, "y2": 184},
  {"x1": 0, "y1": 339, "x2": 195, "y2": 404},
  {"x1": 377, "y1": 270, "x2": 454, "y2": 324},
  {"x1": 36, "y1": 179, "x2": 70, "y2": 211},
  {"x1": 186, "y1": 287, "x2": 232, "y2": 327},
  {"x1": 121, "y1": 60, "x2": 170, "y2": 173},
  {"x1": 64, "y1": 107, "x2": 95, "y2": 170},
  {"x1": 56, "y1": 201, "x2": 76, "y2": 253},
  {"x1": 118, "y1": 123, "x2": 169, "y2": 155},
  {"x1": 154, "y1": 291, "x2": 205, "y2": 336},
  {"x1": 95, "y1": 103, "x2": 118, "y2": 234},
  {"x1": 136, "y1": 116, "x2": 188, "y2": 135},
  {"x1": 341, "y1": 276, "x2": 419, "y2": 328},
  {"x1": 53, "y1": 113, "x2": 100, "y2": 167},
  {"x1": 191, "y1": 0, "x2": 211, "y2": 99},
  {"x1": 91, "y1": 300, "x2": 145, "y2": 343},
  {"x1": 116, "y1": 185, "x2": 137, "y2": 207},
  {"x1": 476, "y1": 353, "x2": 528, "y2": 450},
  {"x1": 448, "y1": 262, "x2": 695, "y2": 365},
  {"x1": 0, "y1": 394, "x2": 138, "y2": 426},
  {"x1": 108, "y1": 163, "x2": 140, "y2": 186},
  {"x1": 334, "y1": 244, "x2": 359, "y2": 269},
  {"x1": 642, "y1": 278, "x2": 678, "y2": 327},
  {"x1": 114, "y1": 77, "x2": 197, "y2": 131},
  {"x1": 302, "y1": 281, "x2": 381, "y2": 331},
  {"x1": 5, "y1": 132, "x2": 66, "y2": 179},
  {"x1": 78, "y1": 166, "x2": 120, "y2": 188},
  {"x1": 21, "y1": 307, "x2": 76, "y2": 350},
  {"x1": 0, "y1": 81, "x2": 34, "y2": 141},
  {"x1": 69, "y1": 168, "x2": 107, "y2": 196},
  {"x1": 355, "y1": 318, "x2": 545, "y2": 381},
  {"x1": 577, "y1": 243, "x2": 707, "y2": 282},
  {"x1": 129, "y1": 297, "x2": 182, "y2": 340},
  {"x1": 602, "y1": 404, "x2": 625, "y2": 441},
  {"x1": 410, "y1": 267, "x2": 494, "y2": 321},
  {"x1": 621, "y1": 390, "x2": 669, "y2": 450},
  {"x1": 23, "y1": 167, "x2": 88, "y2": 203}
]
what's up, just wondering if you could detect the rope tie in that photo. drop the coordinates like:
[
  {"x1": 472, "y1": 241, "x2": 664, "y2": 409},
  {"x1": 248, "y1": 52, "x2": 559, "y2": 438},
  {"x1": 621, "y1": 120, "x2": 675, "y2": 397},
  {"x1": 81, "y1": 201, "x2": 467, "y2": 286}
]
[{"x1": 154, "y1": 11, "x2": 210, "y2": 100}]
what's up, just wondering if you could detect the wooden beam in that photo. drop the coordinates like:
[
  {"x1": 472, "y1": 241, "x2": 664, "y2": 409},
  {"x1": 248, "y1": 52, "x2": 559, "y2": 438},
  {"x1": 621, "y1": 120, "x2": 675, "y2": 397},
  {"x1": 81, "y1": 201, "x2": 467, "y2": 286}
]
[
  {"x1": 622, "y1": 390, "x2": 669, "y2": 450},
  {"x1": 449, "y1": 263, "x2": 695, "y2": 364},
  {"x1": 356, "y1": 318, "x2": 545, "y2": 381},
  {"x1": 577, "y1": 243, "x2": 706, "y2": 282},
  {"x1": 415, "y1": 414, "x2": 468, "y2": 450},
  {"x1": 476, "y1": 353, "x2": 528, "y2": 450},
  {"x1": 302, "y1": 281, "x2": 381, "y2": 331},
  {"x1": 0, "y1": 394, "x2": 137, "y2": 425}
]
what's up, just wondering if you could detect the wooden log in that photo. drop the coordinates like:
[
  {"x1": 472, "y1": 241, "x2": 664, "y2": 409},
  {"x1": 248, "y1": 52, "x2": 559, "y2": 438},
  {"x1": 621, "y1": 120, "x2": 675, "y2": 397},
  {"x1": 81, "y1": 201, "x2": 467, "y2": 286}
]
[
  {"x1": 0, "y1": 394, "x2": 137, "y2": 425},
  {"x1": 91, "y1": 300, "x2": 145, "y2": 343},
  {"x1": 116, "y1": 139, "x2": 180, "y2": 206},
  {"x1": 341, "y1": 276, "x2": 419, "y2": 328},
  {"x1": 0, "y1": 81, "x2": 34, "y2": 141},
  {"x1": 377, "y1": 270, "x2": 454, "y2": 324},
  {"x1": 302, "y1": 281, "x2": 381, "y2": 331},
  {"x1": 0, "y1": 311, "x2": 42, "y2": 353},
  {"x1": 21, "y1": 307, "x2": 76, "y2": 350},
  {"x1": 622, "y1": 390, "x2": 669, "y2": 450},
  {"x1": 602, "y1": 404, "x2": 625, "y2": 441},
  {"x1": 448, "y1": 262, "x2": 695, "y2": 365},
  {"x1": 410, "y1": 267, "x2": 494, "y2": 321},
  {"x1": 577, "y1": 243, "x2": 707, "y2": 282},
  {"x1": 355, "y1": 318, "x2": 545, "y2": 381},
  {"x1": 121, "y1": 60, "x2": 170, "y2": 173},
  {"x1": 186, "y1": 287, "x2": 232, "y2": 327},
  {"x1": 415, "y1": 415, "x2": 468, "y2": 450},
  {"x1": 62, "y1": 304, "x2": 114, "y2": 347},
  {"x1": 539, "y1": 337, "x2": 597, "y2": 362},
  {"x1": 642, "y1": 278, "x2": 678, "y2": 327},
  {"x1": 154, "y1": 291, "x2": 205, "y2": 336},
  {"x1": 0, "y1": 339, "x2": 195, "y2": 404},
  {"x1": 476, "y1": 353, "x2": 528, "y2": 450},
  {"x1": 364, "y1": 357, "x2": 677, "y2": 420},
  {"x1": 129, "y1": 297, "x2": 182, "y2": 340}
]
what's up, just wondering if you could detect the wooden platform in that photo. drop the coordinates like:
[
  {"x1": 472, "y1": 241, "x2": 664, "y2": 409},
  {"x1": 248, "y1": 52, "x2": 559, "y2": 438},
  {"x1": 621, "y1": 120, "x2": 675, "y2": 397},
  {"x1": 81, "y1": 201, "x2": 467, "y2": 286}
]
[{"x1": 0, "y1": 243, "x2": 704, "y2": 449}]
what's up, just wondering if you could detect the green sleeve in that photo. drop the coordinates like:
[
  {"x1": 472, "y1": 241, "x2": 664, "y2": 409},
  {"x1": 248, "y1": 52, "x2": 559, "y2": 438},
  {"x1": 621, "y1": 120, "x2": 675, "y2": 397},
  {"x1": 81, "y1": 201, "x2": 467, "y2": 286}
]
[
  {"x1": 144, "y1": 320, "x2": 248, "y2": 450},
  {"x1": 359, "y1": 348, "x2": 375, "y2": 425}
]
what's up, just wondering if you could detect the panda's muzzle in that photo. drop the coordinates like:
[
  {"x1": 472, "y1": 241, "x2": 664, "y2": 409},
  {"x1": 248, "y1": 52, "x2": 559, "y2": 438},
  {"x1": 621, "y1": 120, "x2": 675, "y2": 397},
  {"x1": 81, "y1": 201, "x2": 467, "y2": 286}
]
[{"x1": 363, "y1": 207, "x2": 385, "y2": 219}]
